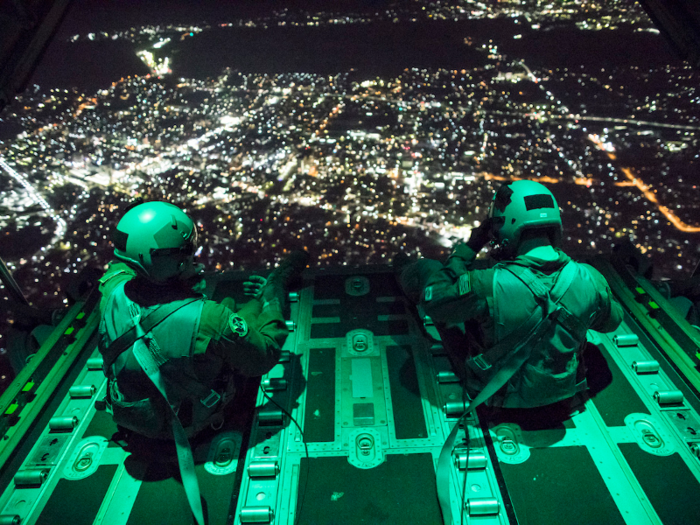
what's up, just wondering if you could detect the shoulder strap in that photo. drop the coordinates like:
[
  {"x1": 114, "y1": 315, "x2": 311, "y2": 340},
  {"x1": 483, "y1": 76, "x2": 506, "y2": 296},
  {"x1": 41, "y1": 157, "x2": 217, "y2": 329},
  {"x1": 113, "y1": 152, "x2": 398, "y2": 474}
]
[
  {"x1": 102, "y1": 296, "x2": 201, "y2": 376},
  {"x1": 130, "y1": 316, "x2": 205, "y2": 525},
  {"x1": 439, "y1": 261, "x2": 586, "y2": 525},
  {"x1": 551, "y1": 262, "x2": 590, "y2": 338},
  {"x1": 98, "y1": 269, "x2": 128, "y2": 286},
  {"x1": 506, "y1": 261, "x2": 587, "y2": 337},
  {"x1": 549, "y1": 260, "x2": 578, "y2": 303},
  {"x1": 505, "y1": 263, "x2": 551, "y2": 302},
  {"x1": 506, "y1": 260, "x2": 577, "y2": 305}
]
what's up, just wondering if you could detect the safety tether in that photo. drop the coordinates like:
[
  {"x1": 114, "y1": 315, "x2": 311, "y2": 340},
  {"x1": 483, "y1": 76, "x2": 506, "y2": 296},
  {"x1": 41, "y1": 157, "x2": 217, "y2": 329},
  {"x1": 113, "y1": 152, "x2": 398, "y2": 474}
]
[
  {"x1": 436, "y1": 261, "x2": 578, "y2": 525},
  {"x1": 130, "y1": 310, "x2": 206, "y2": 525}
]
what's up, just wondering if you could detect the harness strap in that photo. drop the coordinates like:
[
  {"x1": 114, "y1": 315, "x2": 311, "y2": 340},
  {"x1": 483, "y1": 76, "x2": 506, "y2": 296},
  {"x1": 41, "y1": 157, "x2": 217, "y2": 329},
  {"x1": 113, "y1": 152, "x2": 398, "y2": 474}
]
[
  {"x1": 131, "y1": 313, "x2": 205, "y2": 525},
  {"x1": 437, "y1": 294, "x2": 564, "y2": 525},
  {"x1": 105, "y1": 288, "x2": 226, "y2": 426},
  {"x1": 506, "y1": 260, "x2": 578, "y2": 308},
  {"x1": 467, "y1": 261, "x2": 579, "y2": 370},
  {"x1": 102, "y1": 296, "x2": 201, "y2": 377},
  {"x1": 507, "y1": 261, "x2": 587, "y2": 338},
  {"x1": 465, "y1": 302, "x2": 544, "y2": 371},
  {"x1": 437, "y1": 261, "x2": 582, "y2": 525}
]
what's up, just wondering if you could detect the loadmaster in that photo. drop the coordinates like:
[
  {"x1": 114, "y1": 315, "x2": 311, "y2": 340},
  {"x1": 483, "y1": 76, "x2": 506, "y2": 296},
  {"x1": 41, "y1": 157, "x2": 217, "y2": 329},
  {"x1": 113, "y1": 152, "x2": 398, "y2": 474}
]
[
  {"x1": 397, "y1": 180, "x2": 626, "y2": 524},
  {"x1": 397, "y1": 180, "x2": 625, "y2": 409},
  {"x1": 96, "y1": 200, "x2": 307, "y2": 525}
]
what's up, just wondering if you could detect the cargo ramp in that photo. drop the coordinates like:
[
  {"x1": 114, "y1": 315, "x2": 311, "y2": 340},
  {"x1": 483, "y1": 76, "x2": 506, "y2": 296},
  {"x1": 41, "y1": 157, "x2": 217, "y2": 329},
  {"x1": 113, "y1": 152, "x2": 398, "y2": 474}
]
[{"x1": 0, "y1": 259, "x2": 699, "y2": 525}]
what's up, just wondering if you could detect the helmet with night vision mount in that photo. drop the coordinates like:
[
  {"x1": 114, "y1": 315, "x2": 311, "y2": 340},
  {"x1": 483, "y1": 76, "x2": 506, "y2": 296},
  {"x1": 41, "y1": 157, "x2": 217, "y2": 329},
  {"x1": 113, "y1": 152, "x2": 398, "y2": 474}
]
[
  {"x1": 488, "y1": 180, "x2": 562, "y2": 255},
  {"x1": 112, "y1": 201, "x2": 199, "y2": 283}
]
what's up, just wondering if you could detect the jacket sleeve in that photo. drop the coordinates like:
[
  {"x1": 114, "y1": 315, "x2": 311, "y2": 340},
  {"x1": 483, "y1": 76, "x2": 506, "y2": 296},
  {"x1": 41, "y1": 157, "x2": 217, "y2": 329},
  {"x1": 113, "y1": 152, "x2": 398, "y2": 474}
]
[
  {"x1": 582, "y1": 264, "x2": 624, "y2": 333},
  {"x1": 198, "y1": 298, "x2": 288, "y2": 376},
  {"x1": 420, "y1": 243, "x2": 489, "y2": 326}
]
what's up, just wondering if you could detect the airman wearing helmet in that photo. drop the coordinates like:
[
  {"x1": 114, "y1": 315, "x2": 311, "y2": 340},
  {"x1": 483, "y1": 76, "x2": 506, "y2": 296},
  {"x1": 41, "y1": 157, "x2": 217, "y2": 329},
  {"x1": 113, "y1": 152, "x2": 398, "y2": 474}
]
[
  {"x1": 397, "y1": 180, "x2": 623, "y2": 408},
  {"x1": 97, "y1": 200, "x2": 306, "y2": 440}
]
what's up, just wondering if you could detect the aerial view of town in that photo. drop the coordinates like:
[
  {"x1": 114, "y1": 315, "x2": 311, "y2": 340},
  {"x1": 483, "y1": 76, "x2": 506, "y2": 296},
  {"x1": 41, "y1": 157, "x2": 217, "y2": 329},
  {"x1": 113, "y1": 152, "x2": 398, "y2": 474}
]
[{"x1": 0, "y1": 0, "x2": 698, "y2": 386}]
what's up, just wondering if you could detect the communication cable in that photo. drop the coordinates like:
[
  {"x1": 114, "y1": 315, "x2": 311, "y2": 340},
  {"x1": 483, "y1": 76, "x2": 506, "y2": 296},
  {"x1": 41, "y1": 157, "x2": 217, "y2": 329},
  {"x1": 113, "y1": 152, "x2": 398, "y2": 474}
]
[
  {"x1": 460, "y1": 384, "x2": 471, "y2": 525},
  {"x1": 260, "y1": 385, "x2": 309, "y2": 525}
]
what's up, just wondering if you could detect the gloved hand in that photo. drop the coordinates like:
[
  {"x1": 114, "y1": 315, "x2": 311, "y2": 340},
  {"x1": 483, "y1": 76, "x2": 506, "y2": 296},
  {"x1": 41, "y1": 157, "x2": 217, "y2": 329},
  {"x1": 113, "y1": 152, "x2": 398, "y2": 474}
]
[
  {"x1": 263, "y1": 250, "x2": 310, "y2": 300},
  {"x1": 191, "y1": 278, "x2": 207, "y2": 294},
  {"x1": 243, "y1": 275, "x2": 267, "y2": 298},
  {"x1": 466, "y1": 217, "x2": 493, "y2": 252}
]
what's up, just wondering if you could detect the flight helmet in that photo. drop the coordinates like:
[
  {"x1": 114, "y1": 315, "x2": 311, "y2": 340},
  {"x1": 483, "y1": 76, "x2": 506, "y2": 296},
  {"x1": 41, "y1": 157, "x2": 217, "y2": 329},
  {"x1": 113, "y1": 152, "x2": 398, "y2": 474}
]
[
  {"x1": 488, "y1": 180, "x2": 562, "y2": 254},
  {"x1": 113, "y1": 201, "x2": 199, "y2": 283}
]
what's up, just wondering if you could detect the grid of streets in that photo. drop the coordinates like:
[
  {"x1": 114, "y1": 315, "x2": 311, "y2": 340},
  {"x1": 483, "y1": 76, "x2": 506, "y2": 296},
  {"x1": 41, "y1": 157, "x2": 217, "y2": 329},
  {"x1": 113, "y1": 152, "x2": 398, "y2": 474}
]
[{"x1": 0, "y1": 1, "x2": 699, "y2": 384}]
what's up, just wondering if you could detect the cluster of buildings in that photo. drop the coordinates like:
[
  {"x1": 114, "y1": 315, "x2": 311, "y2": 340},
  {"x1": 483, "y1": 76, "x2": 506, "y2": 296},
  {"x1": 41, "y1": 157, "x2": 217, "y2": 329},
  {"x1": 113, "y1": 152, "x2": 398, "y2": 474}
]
[
  {"x1": 2, "y1": 60, "x2": 697, "y2": 302},
  {"x1": 0, "y1": 0, "x2": 698, "y2": 382}
]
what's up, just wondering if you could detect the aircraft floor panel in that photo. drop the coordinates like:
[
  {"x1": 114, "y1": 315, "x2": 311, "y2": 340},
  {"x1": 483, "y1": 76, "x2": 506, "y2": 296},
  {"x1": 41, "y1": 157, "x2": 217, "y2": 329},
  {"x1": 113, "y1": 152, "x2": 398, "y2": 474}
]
[
  {"x1": 619, "y1": 442, "x2": 700, "y2": 525},
  {"x1": 35, "y1": 464, "x2": 118, "y2": 525},
  {"x1": 296, "y1": 454, "x2": 442, "y2": 525},
  {"x1": 126, "y1": 463, "x2": 238, "y2": 525},
  {"x1": 589, "y1": 343, "x2": 651, "y2": 427},
  {"x1": 2, "y1": 264, "x2": 700, "y2": 525},
  {"x1": 302, "y1": 347, "x2": 336, "y2": 443},
  {"x1": 497, "y1": 446, "x2": 625, "y2": 525}
]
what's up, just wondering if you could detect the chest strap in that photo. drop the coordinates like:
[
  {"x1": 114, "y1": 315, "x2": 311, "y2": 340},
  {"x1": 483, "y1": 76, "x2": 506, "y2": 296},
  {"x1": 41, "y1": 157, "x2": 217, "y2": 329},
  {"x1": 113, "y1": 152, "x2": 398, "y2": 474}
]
[{"x1": 102, "y1": 297, "x2": 200, "y2": 377}]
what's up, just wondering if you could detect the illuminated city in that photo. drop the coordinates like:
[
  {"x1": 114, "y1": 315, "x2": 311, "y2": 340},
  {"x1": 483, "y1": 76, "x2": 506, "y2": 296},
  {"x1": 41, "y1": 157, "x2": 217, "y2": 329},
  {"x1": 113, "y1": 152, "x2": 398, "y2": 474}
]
[{"x1": 0, "y1": 0, "x2": 699, "y2": 384}]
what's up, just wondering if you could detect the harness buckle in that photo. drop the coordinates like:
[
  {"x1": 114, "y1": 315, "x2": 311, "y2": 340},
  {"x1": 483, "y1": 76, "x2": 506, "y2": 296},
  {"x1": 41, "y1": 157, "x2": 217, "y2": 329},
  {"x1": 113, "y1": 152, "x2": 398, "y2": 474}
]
[
  {"x1": 201, "y1": 390, "x2": 221, "y2": 408},
  {"x1": 472, "y1": 354, "x2": 492, "y2": 371}
]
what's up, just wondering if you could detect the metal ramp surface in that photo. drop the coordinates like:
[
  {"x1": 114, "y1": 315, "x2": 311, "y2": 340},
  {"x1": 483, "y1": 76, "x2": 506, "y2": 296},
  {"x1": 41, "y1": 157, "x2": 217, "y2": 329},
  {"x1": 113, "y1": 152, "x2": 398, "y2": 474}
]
[{"x1": 0, "y1": 262, "x2": 698, "y2": 525}]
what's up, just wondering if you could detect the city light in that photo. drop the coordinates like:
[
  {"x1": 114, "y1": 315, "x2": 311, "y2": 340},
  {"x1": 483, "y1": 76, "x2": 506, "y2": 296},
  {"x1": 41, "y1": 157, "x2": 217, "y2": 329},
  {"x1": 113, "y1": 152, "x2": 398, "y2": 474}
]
[{"x1": 0, "y1": 0, "x2": 698, "y2": 316}]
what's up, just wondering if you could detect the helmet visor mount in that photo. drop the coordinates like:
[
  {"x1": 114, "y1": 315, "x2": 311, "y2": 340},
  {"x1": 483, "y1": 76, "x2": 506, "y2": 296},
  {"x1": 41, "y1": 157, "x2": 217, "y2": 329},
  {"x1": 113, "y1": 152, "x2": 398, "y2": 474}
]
[
  {"x1": 524, "y1": 193, "x2": 555, "y2": 212},
  {"x1": 150, "y1": 224, "x2": 198, "y2": 259}
]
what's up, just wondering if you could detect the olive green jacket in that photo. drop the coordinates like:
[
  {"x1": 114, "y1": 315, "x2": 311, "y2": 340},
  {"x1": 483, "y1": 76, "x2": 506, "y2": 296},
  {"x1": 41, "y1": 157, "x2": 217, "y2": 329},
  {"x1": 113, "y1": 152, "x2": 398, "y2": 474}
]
[
  {"x1": 421, "y1": 244, "x2": 624, "y2": 407},
  {"x1": 99, "y1": 261, "x2": 288, "y2": 384}
]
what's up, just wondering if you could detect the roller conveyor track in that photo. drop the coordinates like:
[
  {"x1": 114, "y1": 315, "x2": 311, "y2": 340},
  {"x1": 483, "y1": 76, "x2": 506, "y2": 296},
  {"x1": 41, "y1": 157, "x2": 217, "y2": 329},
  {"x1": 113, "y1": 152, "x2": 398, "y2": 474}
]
[
  {"x1": 591, "y1": 255, "x2": 700, "y2": 396},
  {"x1": 0, "y1": 261, "x2": 698, "y2": 525}
]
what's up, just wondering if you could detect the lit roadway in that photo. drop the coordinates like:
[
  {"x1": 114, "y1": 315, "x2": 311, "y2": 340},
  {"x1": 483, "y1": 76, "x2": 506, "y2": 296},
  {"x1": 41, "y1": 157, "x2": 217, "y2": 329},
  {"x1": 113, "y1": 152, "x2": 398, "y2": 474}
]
[
  {"x1": 504, "y1": 59, "x2": 700, "y2": 234},
  {"x1": 553, "y1": 114, "x2": 700, "y2": 132},
  {"x1": 0, "y1": 155, "x2": 67, "y2": 242},
  {"x1": 587, "y1": 135, "x2": 700, "y2": 233}
]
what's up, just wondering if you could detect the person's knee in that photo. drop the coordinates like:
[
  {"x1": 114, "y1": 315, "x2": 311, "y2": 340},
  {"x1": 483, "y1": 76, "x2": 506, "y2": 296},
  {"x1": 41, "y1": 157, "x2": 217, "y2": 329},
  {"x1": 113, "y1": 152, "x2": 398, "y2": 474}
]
[{"x1": 398, "y1": 258, "x2": 440, "y2": 302}]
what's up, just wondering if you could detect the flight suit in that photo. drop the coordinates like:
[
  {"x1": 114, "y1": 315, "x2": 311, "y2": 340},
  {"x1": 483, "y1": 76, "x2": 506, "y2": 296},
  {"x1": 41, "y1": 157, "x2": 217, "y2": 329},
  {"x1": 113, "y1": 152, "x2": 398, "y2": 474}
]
[
  {"x1": 418, "y1": 243, "x2": 624, "y2": 408},
  {"x1": 98, "y1": 261, "x2": 288, "y2": 438}
]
